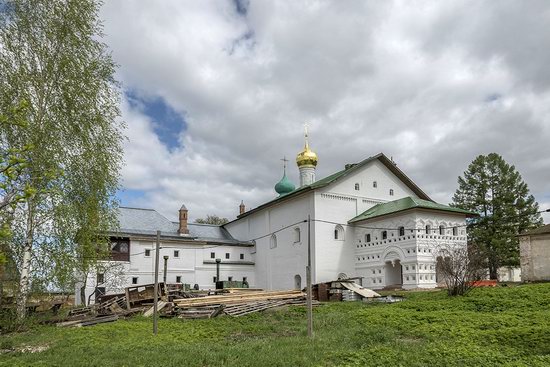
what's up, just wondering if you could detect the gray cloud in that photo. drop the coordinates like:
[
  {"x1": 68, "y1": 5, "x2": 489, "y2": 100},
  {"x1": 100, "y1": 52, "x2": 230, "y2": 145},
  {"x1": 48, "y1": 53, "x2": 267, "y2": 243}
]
[{"x1": 101, "y1": 1, "x2": 550, "y2": 223}]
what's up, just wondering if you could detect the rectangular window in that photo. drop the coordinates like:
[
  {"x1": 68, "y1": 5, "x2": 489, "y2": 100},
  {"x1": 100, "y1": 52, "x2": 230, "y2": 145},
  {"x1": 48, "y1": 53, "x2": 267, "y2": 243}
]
[
  {"x1": 228, "y1": 276, "x2": 233, "y2": 281},
  {"x1": 132, "y1": 277, "x2": 138, "y2": 285},
  {"x1": 110, "y1": 237, "x2": 130, "y2": 261},
  {"x1": 210, "y1": 252, "x2": 215, "y2": 259},
  {"x1": 452, "y1": 227, "x2": 458, "y2": 236},
  {"x1": 174, "y1": 250, "x2": 180, "y2": 258},
  {"x1": 97, "y1": 273, "x2": 104, "y2": 284},
  {"x1": 176, "y1": 276, "x2": 182, "y2": 283},
  {"x1": 399, "y1": 227, "x2": 405, "y2": 236},
  {"x1": 382, "y1": 231, "x2": 387, "y2": 240},
  {"x1": 240, "y1": 253, "x2": 244, "y2": 260},
  {"x1": 243, "y1": 277, "x2": 247, "y2": 283},
  {"x1": 225, "y1": 253, "x2": 230, "y2": 259},
  {"x1": 144, "y1": 249, "x2": 151, "y2": 257},
  {"x1": 213, "y1": 276, "x2": 217, "y2": 283}
]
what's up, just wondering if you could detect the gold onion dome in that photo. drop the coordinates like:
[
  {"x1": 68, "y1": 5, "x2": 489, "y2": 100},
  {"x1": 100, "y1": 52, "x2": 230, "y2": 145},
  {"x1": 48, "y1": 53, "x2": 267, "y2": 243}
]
[{"x1": 296, "y1": 139, "x2": 318, "y2": 167}]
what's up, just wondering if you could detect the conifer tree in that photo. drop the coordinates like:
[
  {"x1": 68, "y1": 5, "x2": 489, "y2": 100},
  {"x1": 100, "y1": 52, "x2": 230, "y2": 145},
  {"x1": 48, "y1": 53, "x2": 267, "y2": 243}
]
[{"x1": 452, "y1": 153, "x2": 542, "y2": 279}]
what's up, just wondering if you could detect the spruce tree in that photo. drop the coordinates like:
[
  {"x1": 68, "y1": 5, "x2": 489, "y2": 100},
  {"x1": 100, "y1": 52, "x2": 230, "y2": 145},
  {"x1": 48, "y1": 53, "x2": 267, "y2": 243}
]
[{"x1": 452, "y1": 153, "x2": 542, "y2": 279}]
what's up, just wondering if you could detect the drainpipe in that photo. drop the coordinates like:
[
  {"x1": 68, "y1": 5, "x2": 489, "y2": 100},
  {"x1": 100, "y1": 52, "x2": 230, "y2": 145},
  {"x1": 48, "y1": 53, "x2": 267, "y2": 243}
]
[{"x1": 215, "y1": 258, "x2": 221, "y2": 284}]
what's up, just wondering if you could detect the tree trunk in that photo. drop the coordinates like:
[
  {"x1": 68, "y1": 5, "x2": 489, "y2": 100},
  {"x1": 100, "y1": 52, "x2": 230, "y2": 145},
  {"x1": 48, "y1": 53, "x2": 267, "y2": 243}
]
[{"x1": 16, "y1": 204, "x2": 34, "y2": 319}]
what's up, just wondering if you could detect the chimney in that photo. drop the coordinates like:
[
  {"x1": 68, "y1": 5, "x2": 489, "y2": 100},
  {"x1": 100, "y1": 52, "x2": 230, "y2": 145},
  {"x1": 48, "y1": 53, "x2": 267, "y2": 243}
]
[
  {"x1": 178, "y1": 204, "x2": 189, "y2": 234},
  {"x1": 239, "y1": 200, "x2": 245, "y2": 215}
]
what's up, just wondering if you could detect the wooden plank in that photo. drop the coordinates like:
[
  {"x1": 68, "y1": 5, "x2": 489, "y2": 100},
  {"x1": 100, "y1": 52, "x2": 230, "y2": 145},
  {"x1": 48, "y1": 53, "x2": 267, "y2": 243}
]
[{"x1": 143, "y1": 301, "x2": 168, "y2": 317}]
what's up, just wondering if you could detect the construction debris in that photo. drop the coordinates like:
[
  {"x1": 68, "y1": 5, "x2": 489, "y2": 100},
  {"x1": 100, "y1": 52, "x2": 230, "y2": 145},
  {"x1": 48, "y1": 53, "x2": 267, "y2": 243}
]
[
  {"x1": 58, "y1": 284, "x2": 317, "y2": 326},
  {"x1": 312, "y1": 277, "x2": 381, "y2": 302}
]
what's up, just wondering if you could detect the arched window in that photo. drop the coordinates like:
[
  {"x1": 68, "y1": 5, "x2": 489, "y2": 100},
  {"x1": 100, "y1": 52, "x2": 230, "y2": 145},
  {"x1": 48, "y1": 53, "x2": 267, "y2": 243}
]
[
  {"x1": 354, "y1": 183, "x2": 360, "y2": 191},
  {"x1": 382, "y1": 231, "x2": 387, "y2": 240},
  {"x1": 399, "y1": 226, "x2": 405, "y2": 236},
  {"x1": 334, "y1": 225, "x2": 344, "y2": 240},
  {"x1": 373, "y1": 181, "x2": 377, "y2": 188},
  {"x1": 439, "y1": 225, "x2": 445, "y2": 235},
  {"x1": 425, "y1": 225, "x2": 431, "y2": 234},
  {"x1": 389, "y1": 189, "x2": 394, "y2": 196},
  {"x1": 452, "y1": 227, "x2": 458, "y2": 236},
  {"x1": 270, "y1": 234, "x2": 277, "y2": 249},
  {"x1": 294, "y1": 227, "x2": 301, "y2": 243},
  {"x1": 365, "y1": 233, "x2": 371, "y2": 243}
]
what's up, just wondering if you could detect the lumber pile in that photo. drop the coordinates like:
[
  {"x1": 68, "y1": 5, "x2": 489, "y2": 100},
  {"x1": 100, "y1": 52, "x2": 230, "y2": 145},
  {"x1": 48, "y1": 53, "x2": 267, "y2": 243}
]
[{"x1": 173, "y1": 289, "x2": 316, "y2": 318}]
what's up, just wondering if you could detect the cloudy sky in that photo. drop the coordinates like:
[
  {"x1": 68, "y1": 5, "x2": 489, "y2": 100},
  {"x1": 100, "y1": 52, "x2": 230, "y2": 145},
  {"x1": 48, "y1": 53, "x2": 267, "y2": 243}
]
[{"x1": 100, "y1": 0, "x2": 550, "y2": 223}]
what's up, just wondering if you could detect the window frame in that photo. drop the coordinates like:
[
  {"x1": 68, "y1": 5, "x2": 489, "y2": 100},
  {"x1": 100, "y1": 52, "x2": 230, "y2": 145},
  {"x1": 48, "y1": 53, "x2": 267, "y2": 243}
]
[
  {"x1": 174, "y1": 250, "x2": 180, "y2": 258},
  {"x1": 132, "y1": 277, "x2": 138, "y2": 285},
  {"x1": 382, "y1": 231, "x2": 388, "y2": 240},
  {"x1": 354, "y1": 183, "x2": 360, "y2": 191}
]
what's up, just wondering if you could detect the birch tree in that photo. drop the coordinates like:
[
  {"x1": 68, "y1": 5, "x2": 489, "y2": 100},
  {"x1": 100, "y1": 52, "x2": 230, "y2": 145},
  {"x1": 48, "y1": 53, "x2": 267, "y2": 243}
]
[{"x1": 0, "y1": 0, "x2": 123, "y2": 318}]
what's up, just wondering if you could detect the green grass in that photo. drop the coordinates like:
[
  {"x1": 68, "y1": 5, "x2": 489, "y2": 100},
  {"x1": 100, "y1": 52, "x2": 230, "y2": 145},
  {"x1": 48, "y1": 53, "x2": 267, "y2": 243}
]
[{"x1": 1, "y1": 283, "x2": 550, "y2": 366}]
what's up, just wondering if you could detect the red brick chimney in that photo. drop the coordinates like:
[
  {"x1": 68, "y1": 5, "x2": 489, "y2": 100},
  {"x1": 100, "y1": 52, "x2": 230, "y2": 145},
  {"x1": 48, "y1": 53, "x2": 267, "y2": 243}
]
[
  {"x1": 239, "y1": 200, "x2": 245, "y2": 215},
  {"x1": 178, "y1": 204, "x2": 189, "y2": 234}
]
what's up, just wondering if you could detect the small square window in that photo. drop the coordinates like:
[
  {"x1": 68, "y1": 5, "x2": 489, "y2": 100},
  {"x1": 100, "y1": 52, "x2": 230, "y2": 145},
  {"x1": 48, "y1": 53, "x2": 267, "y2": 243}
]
[
  {"x1": 176, "y1": 276, "x2": 182, "y2": 283},
  {"x1": 372, "y1": 270, "x2": 376, "y2": 274},
  {"x1": 210, "y1": 252, "x2": 215, "y2": 259},
  {"x1": 228, "y1": 276, "x2": 233, "y2": 281},
  {"x1": 132, "y1": 277, "x2": 138, "y2": 285},
  {"x1": 145, "y1": 249, "x2": 151, "y2": 257},
  {"x1": 225, "y1": 253, "x2": 230, "y2": 259},
  {"x1": 174, "y1": 250, "x2": 180, "y2": 258},
  {"x1": 240, "y1": 253, "x2": 244, "y2": 260}
]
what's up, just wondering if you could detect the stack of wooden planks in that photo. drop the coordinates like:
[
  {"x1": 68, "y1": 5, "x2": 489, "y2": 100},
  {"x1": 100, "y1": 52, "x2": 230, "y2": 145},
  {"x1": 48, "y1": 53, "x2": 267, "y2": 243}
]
[{"x1": 173, "y1": 290, "x2": 314, "y2": 318}]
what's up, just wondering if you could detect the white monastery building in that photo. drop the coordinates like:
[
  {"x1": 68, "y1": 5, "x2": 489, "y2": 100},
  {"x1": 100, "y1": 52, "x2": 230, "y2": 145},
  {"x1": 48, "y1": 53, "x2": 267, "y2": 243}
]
[{"x1": 77, "y1": 131, "x2": 475, "y2": 304}]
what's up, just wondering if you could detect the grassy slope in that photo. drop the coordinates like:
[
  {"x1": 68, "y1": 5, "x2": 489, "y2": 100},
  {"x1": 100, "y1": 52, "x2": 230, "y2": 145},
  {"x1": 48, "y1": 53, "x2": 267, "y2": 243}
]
[{"x1": 1, "y1": 283, "x2": 550, "y2": 367}]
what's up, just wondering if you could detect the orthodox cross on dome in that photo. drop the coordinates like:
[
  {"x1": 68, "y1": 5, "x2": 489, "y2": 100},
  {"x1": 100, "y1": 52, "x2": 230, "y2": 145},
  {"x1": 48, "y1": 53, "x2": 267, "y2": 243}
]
[
  {"x1": 304, "y1": 122, "x2": 310, "y2": 147},
  {"x1": 281, "y1": 156, "x2": 289, "y2": 174}
]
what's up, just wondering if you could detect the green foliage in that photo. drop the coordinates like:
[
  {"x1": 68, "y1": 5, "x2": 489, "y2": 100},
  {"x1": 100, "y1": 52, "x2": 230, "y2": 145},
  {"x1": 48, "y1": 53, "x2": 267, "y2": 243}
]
[
  {"x1": 1, "y1": 284, "x2": 550, "y2": 366},
  {"x1": 452, "y1": 153, "x2": 542, "y2": 278},
  {"x1": 195, "y1": 214, "x2": 229, "y2": 225},
  {"x1": 0, "y1": 0, "x2": 124, "y2": 313}
]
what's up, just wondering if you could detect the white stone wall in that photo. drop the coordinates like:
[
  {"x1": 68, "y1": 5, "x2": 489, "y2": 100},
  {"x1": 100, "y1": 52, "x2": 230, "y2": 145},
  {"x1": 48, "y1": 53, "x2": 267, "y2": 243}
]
[
  {"x1": 353, "y1": 211, "x2": 468, "y2": 290},
  {"x1": 76, "y1": 239, "x2": 255, "y2": 305},
  {"x1": 225, "y1": 193, "x2": 314, "y2": 290}
]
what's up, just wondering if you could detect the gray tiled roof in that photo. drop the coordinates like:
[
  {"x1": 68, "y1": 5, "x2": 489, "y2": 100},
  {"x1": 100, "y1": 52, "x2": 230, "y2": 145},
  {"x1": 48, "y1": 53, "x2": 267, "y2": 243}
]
[{"x1": 116, "y1": 207, "x2": 248, "y2": 245}]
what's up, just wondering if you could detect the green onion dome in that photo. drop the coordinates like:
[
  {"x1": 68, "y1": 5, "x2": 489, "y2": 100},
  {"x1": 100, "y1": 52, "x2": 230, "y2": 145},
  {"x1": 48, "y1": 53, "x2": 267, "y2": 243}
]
[{"x1": 275, "y1": 173, "x2": 295, "y2": 196}]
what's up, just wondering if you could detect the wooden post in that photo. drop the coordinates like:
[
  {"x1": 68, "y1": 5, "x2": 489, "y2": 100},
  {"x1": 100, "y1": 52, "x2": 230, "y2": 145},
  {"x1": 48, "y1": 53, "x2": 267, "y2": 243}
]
[
  {"x1": 163, "y1": 255, "x2": 169, "y2": 285},
  {"x1": 153, "y1": 230, "x2": 160, "y2": 335},
  {"x1": 307, "y1": 215, "x2": 313, "y2": 338}
]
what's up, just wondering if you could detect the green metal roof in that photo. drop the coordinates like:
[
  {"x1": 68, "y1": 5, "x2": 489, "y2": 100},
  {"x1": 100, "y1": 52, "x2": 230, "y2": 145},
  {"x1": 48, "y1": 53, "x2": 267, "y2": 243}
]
[
  {"x1": 229, "y1": 153, "x2": 432, "y2": 222},
  {"x1": 349, "y1": 196, "x2": 477, "y2": 223}
]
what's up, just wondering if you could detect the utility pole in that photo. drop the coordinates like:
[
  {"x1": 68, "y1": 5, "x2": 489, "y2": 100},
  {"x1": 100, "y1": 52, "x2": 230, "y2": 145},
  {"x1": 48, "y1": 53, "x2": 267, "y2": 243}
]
[
  {"x1": 306, "y1": 215, "x2": 313, "y2": 338},
  {"x1": 153, "y1": 230, "x2": 160, "y2": 335},
  {"x1": 163, "y1": 255, "x2": 169, "y2": 285}
]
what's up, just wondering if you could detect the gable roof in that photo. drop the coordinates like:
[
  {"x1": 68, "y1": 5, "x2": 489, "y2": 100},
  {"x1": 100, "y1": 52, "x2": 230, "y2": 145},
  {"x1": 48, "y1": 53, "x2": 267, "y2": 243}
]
[
  {"x1": 348, "y1": 196, "x2": 477, "y2": 223},
  {"x1": 117, "y1": 207, "x2": 251, "y2": 245},
  {"x1": 232, "y1": 153, "x2": 431, "y2": 221},
  {"x1": 519, "y1": 224, "x2": 550, "y2": 236}
]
